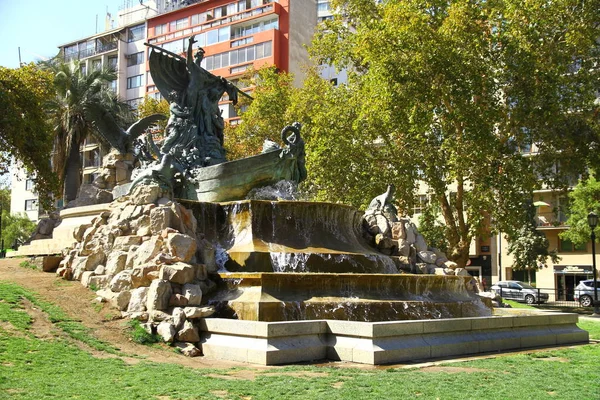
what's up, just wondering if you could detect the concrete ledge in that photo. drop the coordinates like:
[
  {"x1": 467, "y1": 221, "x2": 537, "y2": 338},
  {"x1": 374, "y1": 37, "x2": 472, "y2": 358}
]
[{"x1": 200, "y1": 313, "x2": 589, "y2": 365}]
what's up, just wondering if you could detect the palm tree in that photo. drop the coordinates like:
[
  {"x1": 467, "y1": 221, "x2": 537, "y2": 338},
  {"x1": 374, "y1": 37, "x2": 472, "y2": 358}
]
[{"x1": 44, "y1": 59, "x2": 131, "y2": 204}]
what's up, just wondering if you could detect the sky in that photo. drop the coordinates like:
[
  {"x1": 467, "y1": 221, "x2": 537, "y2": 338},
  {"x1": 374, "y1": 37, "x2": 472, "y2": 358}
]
[{"x1": 0, "y1": 0, "x2": 130, "y2": 68}]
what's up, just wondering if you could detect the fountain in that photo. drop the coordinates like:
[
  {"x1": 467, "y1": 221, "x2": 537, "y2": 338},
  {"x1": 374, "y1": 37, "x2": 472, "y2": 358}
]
[{"x1": 38, "y1": 36, "x2": 588, "y2": 366}]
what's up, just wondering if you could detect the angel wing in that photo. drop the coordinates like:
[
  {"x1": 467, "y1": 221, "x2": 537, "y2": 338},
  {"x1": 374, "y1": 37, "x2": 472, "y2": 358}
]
[
  {"x1": 126, "y1": 114, "x2": 166, "y2": 142},
  {"x1": 146, "y1": 43, "x2": 189, "y2": 101}
]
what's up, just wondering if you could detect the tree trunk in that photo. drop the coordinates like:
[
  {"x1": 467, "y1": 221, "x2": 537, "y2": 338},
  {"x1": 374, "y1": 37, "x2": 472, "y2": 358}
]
[{"x1": 63, "y1": 144, "x2": 82, "y2": 204}]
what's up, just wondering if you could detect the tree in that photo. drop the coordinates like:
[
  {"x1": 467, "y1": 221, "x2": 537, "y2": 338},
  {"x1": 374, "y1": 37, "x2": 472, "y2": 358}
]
[
  {"x1": 0, "y1": 64, "x2": 58, "y2": 205},
  {"x1": 560, "y1": 173, "x2": 600, "y2": 246},
  {"x1": 508, "y1": 203, "x2": 559, "y2": 284},
  {"x1": 0, "y1": 187, "x2": 35, "y2": 250},
  {"x1": 417, "y1": 203, "x2": 449, "y2": 255},
  {"x1": 137, "y1": 95, "x2": 169, "y2": 137},
  {"x1": 224, "y1": 66, "x2": 296, "y2": 160},
  {"x1": 44, "y1": 60, "x2": 131, "y2": 203},
  {"x1": 304, "y1": 0, "x2": 600, "y2": 266}
]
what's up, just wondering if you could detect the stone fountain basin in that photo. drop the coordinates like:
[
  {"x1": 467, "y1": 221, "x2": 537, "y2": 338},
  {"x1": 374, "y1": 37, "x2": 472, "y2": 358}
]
[
  {"x1": 207, "y1": 272, "x2": 492, "y2": 322},
  {"x1": 199, "y1": 312, "x2": 588, "y2": 365}
]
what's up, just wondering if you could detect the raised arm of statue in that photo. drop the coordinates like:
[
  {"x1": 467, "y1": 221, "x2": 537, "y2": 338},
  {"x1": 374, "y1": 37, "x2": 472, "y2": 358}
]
[{"x1": 187, "y1": 35, "x2": 197, "y2": 68}]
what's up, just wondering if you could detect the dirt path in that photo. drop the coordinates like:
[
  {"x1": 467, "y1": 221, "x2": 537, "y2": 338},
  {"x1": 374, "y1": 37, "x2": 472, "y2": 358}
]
[{"x1": 0, "y1": 258, "x2": 268, "y2": 371}]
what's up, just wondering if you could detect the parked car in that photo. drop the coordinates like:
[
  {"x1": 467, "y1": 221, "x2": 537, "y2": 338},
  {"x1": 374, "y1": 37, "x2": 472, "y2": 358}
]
[
  {"x1": 490, "y1": 280, "x2": 549, "y2": 304},
  {"x1": 574, "y1": 280, "x2": 600, "y2": 307}
]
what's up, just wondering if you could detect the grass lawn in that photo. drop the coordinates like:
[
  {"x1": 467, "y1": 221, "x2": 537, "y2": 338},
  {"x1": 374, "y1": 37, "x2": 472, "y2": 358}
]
[{"x1": 1, "y1": 281, "x2": 599, "y2": 399}]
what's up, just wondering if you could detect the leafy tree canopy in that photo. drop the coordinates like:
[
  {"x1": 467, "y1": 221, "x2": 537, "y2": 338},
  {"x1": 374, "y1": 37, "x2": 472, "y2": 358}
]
[
  {"x1": 508, "y1": 203, "x2": 559, "y2": 283},
  {"x1": 224, "y1": 66, "x2": 296, "y2": 160},
  {"x1": 43, "y1": 59, "x2": 132, "y2": 203},
  {"x1": 560, "y1": 173, "x2": 600, "y2": 245},
  {"x1": 300, "y1": 0, "x2": 600, "y2": 265},
  {"x1": 0, "y1": 64, "x2": 58, "y2": 206},
  {"x1": 137, "y1": 95, "x2": 169, "y2": 136}
]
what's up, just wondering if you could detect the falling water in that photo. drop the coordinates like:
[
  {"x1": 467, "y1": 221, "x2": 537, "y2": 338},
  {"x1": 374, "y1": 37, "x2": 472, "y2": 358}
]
[
  {"x1": 246, "y1": 180, "x2": 299, "y2": 200},
  {"x1": 215, "y1": 244, "x2": 231, "y2": 272}
]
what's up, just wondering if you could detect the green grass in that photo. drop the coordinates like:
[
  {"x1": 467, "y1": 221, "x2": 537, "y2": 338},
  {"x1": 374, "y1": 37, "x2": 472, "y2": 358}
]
[
  {"x1": 1, "y1": 281, "x2": 600, "y2": 399},
  {"x1": 125, "y1": 320, "x2": 160, "y2": 345},
  {"x1": 502, "y1": 299, "x2": 537, "y2": 309},
  {"x1": 18, "y1": 260, "x2": 37, "y2": 270},
  {"x1": 0, "y1": 281, "x2": 119, "y2": 354}
]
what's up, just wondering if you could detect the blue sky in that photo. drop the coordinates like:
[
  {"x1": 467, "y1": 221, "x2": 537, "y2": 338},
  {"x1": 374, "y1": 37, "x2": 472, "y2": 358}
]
[{"x1": 0, "y1": 0, "x2": 127, "y2": 68}]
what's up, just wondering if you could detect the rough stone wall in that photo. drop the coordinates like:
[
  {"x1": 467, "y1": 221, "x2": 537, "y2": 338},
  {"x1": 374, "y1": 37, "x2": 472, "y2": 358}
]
[{"x1": 57, "y1": 184, "x2": 217, "y2": 356}]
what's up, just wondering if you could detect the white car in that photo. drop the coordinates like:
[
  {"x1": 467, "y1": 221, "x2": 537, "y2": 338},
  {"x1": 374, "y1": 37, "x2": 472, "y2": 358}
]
[
  {"x1": 574, "y1": 280, "x2": 600, "y2": 307},
  {"x1": 490, "y1": 280, "x2": 549, "y2": 304}
]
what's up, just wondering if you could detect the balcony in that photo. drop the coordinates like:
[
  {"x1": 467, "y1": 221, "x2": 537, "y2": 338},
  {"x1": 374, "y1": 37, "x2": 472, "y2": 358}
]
[
  {"x1": 536, "y1": 212, "x2": 569, "y2": 229},
  {"x1": 64, "y1": 42, "x2": 118, "y2": 62}
]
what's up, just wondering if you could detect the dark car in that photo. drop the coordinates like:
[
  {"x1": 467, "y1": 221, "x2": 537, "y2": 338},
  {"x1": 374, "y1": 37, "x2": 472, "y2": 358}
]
[
  {"x1": 490, "y1": 280, "x2": 549, "y2": 304},
  {"x1": 574, "y1": 280, "x2": 600, "y2": 307}
]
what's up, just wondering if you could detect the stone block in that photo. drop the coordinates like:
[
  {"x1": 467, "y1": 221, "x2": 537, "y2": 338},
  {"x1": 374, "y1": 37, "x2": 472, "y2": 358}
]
[
  {"x1": 132, "y1": 236, "x2": 162, "y2": 268},
  {"x1": 182, "y1": 283, "x2": 202, "y2": 306},
  {"x1": 183, "y1": 306, "x2": 215, "y2": 319},
  {"x1": 131, "y1": 264, "x2": 160, "y2": 288},
  {"x1": 159, "y1": 262, "x2": 195, "y2": 285},
  {"x1": 165, "y1": 233, "x2": 197, "y2": 263},
  {"x1": 176, "y1": 320, "x2": 200, "y2": 342},
  {"x1": 109, "y1": 270, "x2": 133, "y2": 292},
  {"x1": 169, "y1": 294, "x2": 189, "y2": 307},
  {"x1": 80, "y1": 271, "x2": 95, "y2": 287},
  {"x1": 174, "y1": 342, "x2": 202, "y2": 357},
  {"x1": 42, "y1": 256, "x2": 62, "y2": 272},
  {"x1": 130, "y1": 184, "x2": 160, "y2": 206},
  {"x1": 150, "y1": 207, "x2": 174, "y2": 235},
  {"x1": 127, "y1": 287, "x2": 149, "y2": 312},
  {"x1": 105, "y1": 251, "x2": 128, "y2": 276},
  {"x1": 157, "y1": 321, "x2": 176, "y2": 343},
  {"x1": 146, "y1": 279, "x2": 172, "y2": 311},
  {"x1": 88, "y1": 275, "x2": 110, "y2": 289}
]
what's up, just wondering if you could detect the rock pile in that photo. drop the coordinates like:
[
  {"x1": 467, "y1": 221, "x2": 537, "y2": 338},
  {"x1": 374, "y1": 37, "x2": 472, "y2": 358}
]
[
  {"x1": 363, "y1": 209, "x2": 466, "y2": 276},
  {"x1": 57, "y1": 184, "x2": 217, "y2": 356}
]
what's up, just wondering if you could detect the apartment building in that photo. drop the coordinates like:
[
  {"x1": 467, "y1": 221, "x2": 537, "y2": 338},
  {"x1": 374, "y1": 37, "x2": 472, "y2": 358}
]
[
  {"x1": 9, "y1": 162, "x2": 39, "y2": 221},
  {"x1": 57, "y1": 2, "x2": 158, "y2": 186},
  {"x1": 145, "y1": 0, "x2": 316, "y2": 122},
  {"x1": 9, "y1": 2, "x2": 158, "y2": 219},
  {"x1": 492, "y1": 147, "x2": 593, "y2": 301}
]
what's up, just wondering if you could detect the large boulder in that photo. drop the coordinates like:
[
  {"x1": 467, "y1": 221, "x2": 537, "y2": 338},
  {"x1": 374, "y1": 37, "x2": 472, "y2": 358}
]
[
  {"x1": 165, "y1": 233, "x2": 197, "y2": 263},
  {"x1": 132, "y1": 236, "x2": 162, "y2": 268},
  {"x1": 109, "y1": 270, "x2": 133, "y2": 292},
  {"x1": 127, "y1": 287, "x2": 149, "y2": 312},
  {"x1": 159, "y1": 263, "x2": 196, "y2": 285},
  {"x1": 105, "y1": 251, "x2": 128, "y2": 276},
  {"x1": 176, "y1": 320, "x2": 200, "y2": 342},
  {"x1": 146, "y1": 279, "x2": 172, "y2": 311},
  {"x1": 156, "y1": 321, "x2": 176, "y2": 343},
  {"x1": 182, "y1": 283, "x2": 202, "y2": 306},
  {"x1": 129, "y1": 184, "x2": 160, "y2": 206}
]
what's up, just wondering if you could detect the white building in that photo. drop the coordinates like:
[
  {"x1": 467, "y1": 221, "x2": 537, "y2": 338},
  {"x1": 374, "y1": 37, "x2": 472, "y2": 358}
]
[
  {"x1": 9, "y1": 161, "x2": 39, "y2": 221},
  {"x1": 10, "y1": 2, "x2": 158, "y2": 220}
]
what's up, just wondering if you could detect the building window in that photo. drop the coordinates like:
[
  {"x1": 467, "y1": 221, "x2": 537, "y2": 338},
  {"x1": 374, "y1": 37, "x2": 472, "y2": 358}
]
[
  {"x1": 25, "y1": 179, "x2": 35, "y2": 191},
  {"x1": 127, "y1": 75, "x2": 143, "y2": 89},
  {"x1": 127, "y1": 51, "x2": 144, "y2": 67},
  {"x1": 413, "y1": 194, "x2": 428, "y2": 214},
  {"x1": 25, "y1": 199, "x2": 38, "y2": 211},
  {"x1": 127, "y1": 98, "x2": 142, "y2": 109},
  {"x1": 80, "y1": 63, "x2": 87, "y2": 75},
  {"x1": 128, "y1": 24, "x2": 145, "y2": 42},
  {"x1": 559, "y1": 238, "x2": 587, "y2": 252},
  {"x1": 83, "y1": 148, "x2": 101, "y2": 168},
  {"x1": 203, "y1": 41, "x2": 272, "y2": 72},
  {"x1": 169, "y1": 18, "x2": 189, "y2": 32},
  {"x1": 92, "y1": 59, "x2": 102, "y2": 71},
  {"x1": 155, "y1": 23, "x2": 167, "y2": 35},
  {"x1": 108, "y1": 56, "x2": 118, "y2": 70},
  {"x1": 109, "y1": 79, "x2": 117, "y2": 93}
]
